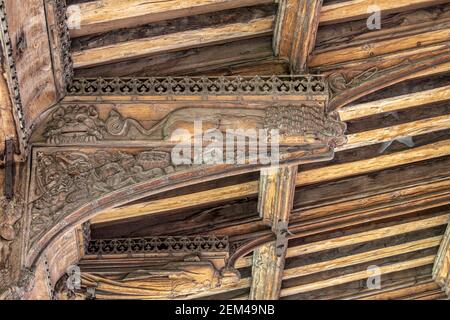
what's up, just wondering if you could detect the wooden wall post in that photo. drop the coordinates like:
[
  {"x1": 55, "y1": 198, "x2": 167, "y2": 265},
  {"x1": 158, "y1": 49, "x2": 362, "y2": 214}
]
[{"x1": 249, "y1": 165, "x2": 298, "y2": 300}]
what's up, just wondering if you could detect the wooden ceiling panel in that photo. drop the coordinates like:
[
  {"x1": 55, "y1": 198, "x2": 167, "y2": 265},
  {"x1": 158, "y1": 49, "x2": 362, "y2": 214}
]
[
  {"x1": 71, "y1": 3, "x2": 278, "y2": 72},
  {"x1": 68, "y1": 0, "x2": 276, "y2": 37}
]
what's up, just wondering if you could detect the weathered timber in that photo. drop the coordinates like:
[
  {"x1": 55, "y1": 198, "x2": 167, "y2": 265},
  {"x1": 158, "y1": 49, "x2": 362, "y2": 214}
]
[
  {"x1": 339, "y1": 85, "x2": 450, "y2": 121},
  {"x1": 74, "y1": 36, "x2": 274, "y2": 77},
  {"x1": 92, "y1": 139, "x2": 450, "y2": 224},
  {"x1": 249, "y1": 166, "x2": 297, "y2": 300},
  {"x1": 280, "y1": 255, "x2": 435, "y2": 297},
  {"x1": 68, "y1": 0, "x2": 275, "y2": 38},
  {"x1": 72, "y1": 16, "x2": 274, "y2": 68}
]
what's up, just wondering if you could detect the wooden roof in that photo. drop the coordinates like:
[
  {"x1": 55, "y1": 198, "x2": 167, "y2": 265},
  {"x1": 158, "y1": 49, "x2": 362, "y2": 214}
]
[{"x1": 0, "y1": 0, "x2": 449, "y2": 300}]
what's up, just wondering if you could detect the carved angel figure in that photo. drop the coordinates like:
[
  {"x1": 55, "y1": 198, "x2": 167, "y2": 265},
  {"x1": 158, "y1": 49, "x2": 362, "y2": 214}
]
[{"x1": 56, "y1": 258, "x2": 240, "y2": 300}]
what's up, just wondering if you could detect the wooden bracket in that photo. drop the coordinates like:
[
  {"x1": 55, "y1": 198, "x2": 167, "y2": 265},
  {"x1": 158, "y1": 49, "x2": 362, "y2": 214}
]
[{"x1": 4, "y1": 139, "x2": 14, "y2": 199}]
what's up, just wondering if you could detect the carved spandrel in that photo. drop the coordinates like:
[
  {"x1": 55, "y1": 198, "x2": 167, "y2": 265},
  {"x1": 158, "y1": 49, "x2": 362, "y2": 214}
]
[{"x1": 29, "y1": 149, "x2": 183, "y2": 244}]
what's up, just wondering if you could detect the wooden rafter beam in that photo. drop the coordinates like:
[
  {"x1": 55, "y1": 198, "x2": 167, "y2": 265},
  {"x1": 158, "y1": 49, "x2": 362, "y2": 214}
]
[
  {"x1": 338, "y1": 85, "x2": 450, "y2": 121},
  {"x1": 249, "y1": 166, "x2": 297, "y2": 300},
  {"x1": 74, "y1": 36, "x2": 274, "y2": 77},
  {"x1": 319, "y1": 0, "x2": 450, "y2": 25},
  {"x1": 287, "y1": 214, "x2": 449, "y2": 258},
  {"x1": 310, "y1": 29, "x2": 450, "y2": 68},
  {"x1": 341, "y1": 115, "x2": 450, "y2": 151},
  {"x1": 280, "y1": 255, "x2": 436, "y2": 297},
  {"x1": 284, "y1": 236, "x2": 441, "y2": 279},
  {"x1": 72, "y1": 16, "x2": 274, "y2": 68},
  {"x1": 68, "y1": 0, "x2": 274, "y2": 38},
  {"x1": 236, "y1": 213, "x2": 450, "y2": 267},
  {"x1": 92, "y1": 139, "x2": 450, "y2": 224},
  {"x1": 273, "y1": 0, "x2": 323, "y2": 72},
  {"x1": 433, "y1": 221, "x2": 450, "y2": 297}
]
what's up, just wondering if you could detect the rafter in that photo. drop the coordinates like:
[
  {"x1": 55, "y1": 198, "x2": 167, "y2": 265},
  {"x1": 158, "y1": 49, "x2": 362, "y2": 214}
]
[
  {"x1": 338, "y1": 85, "x2": 450, "y2": 121},
  {"x1": 249, "y1": 166, "x2": 297, "y2": 300},
  {"x1": 72, "y1": 16, "x2": 274, "y2": 68},
  {"x1": 280, "y1": 255, "x2": 436, "y2": 297},
  {"x1": 92, "y1": 139, "x2": 450, "y2": 224},
  {"x1": 341, "y1": 115, "x2": 450, "y2": 151},
  {"x1": 68, "y1": 0, "x2": 274, "y2": 38}
]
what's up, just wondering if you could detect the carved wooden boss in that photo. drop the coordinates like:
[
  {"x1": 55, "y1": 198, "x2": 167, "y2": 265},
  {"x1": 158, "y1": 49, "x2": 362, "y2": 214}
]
[{"x1": 23, "y1": 75, "x2": 346, "y2": 298}]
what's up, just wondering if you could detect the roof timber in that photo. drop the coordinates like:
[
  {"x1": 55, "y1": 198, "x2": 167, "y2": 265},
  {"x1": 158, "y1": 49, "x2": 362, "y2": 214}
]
[
  {"x1": 249, "y1": 166, "x2": 297, "y2": 300},
  {"x1": 338, "y1": 85, "x2": 450, "y2": 121},
  {"x1": 91, "y1": 155, "x2": 450, "y2": 240},
  {"x1": 68, "y1": 0, "x2": 275, "y2": 38},
  {"x1": 235, "y1": 213, "x2": 450, "y2": 268},
  {"x1": 280, "y1": 256, "x2": 436, "y2": 297},
  {"x1": 190, "y1": 213, "x2": 448, "y2": 299},
  {"x1": 73, "y1": 16, "x2": 274, "y2": 68},
  {"x1": 92, "y1": 138, "x2": 450, "y2": 224},
  {"x1": 273, "y1": 0, "x2": 323, "y2": 72}
]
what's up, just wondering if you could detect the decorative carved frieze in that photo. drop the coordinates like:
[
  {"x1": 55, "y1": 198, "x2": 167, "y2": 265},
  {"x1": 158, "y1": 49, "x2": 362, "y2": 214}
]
[
  {"x1": 85, "y1": 235, "x2": 229, "y2": 256},
  {"x1": 29, "y1": 149, "x2": 183, "y2": 243},
  {"x1": 47, "y1": 0, "x2": 73, "y2": 90},
  {"x1": 67, "y1": 75, "x2": 328, "y2": 96},
  {"x1": 40, "y1": 104, "x2": 346, "y2": 148}
]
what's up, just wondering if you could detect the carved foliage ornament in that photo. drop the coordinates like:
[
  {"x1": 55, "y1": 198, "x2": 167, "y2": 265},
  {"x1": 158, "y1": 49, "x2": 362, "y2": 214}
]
[{"x1": 30, "y1": 149, "x2": 182, "y2": 243}]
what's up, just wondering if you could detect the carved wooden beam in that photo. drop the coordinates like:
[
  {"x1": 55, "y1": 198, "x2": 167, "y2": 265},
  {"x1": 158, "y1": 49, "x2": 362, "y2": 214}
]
[
  {"x1": 433, "y1": 222, "x2": 450, "y2": 297},
  {"x1": 273, "y1": 0, "x2": 323, "y2": 72},
  {"x1": 92, "y1": 139, "x2": 450, "y2": 224},
  {"x1": 44, "y1": 0, "x2": 73, "y2": 96},
  {"x1": 328, "y1": 50, "x2": 450, "y2": 111},
  {"x1": 68, "y1": 0, "x2": 275, "y2": 38},
  {"x1": 249, "y1": 165, "x2": 297, "y2": 300},
  {"x1": 0, "y1": 0, "x2": 58, "y2": 152}
]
